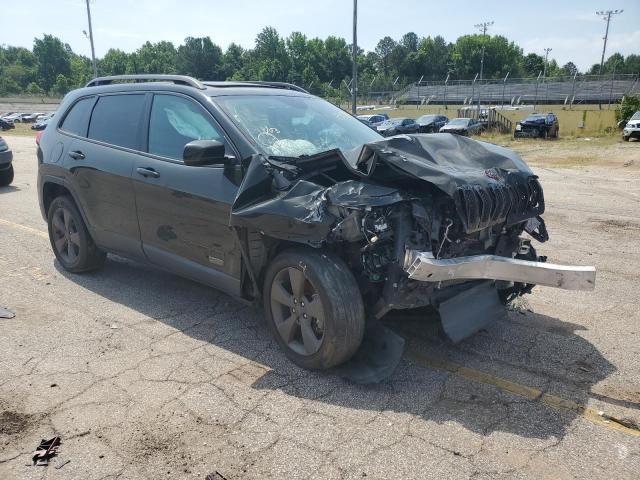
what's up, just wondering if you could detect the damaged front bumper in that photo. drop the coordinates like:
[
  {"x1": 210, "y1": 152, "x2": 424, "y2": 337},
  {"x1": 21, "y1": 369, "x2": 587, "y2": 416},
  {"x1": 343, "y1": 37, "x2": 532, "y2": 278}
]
[{"x1": 404, "y1": 250, "x2": 596, "y2": 291}]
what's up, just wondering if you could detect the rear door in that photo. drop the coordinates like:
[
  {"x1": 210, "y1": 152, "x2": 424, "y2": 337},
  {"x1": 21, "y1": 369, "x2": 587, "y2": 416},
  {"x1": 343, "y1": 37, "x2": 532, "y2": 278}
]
[
  {"x1": 61, "y1": 93, "x2": 145, "y2": 257},
  {"x1": 132, "y1": 92, "x2": 241, "y2": 296}
]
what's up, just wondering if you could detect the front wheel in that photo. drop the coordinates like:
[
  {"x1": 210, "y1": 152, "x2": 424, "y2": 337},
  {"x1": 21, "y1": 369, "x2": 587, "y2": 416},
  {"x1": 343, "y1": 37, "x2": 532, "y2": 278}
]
[
  {"x1": 0, "y1": 165, "x2": 14, "y2": 186},
  {"x1": 263, "y1": 249, "x2": 365, "y2": 370},
  {"x1": 623, "y1": 136, "x2": 630, "y2": 142},
  {"x1": 47, "y1": 196, "x2": 106, "y2": 272}
]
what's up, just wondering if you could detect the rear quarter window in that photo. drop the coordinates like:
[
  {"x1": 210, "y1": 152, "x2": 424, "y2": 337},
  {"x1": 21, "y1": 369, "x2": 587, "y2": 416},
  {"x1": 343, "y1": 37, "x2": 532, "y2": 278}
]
[
  {"x1": 59, "y1": 97, "x2": 95, "y2": 137},
  {"x1": 88, "y1": 94, "x2": 146, "y2": 150}
]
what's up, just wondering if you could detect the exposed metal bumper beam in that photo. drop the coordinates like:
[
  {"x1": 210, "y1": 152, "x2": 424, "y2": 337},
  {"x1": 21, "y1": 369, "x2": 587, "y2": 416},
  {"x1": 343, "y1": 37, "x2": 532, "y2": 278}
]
[{"x1": 405, "y1": 251, "x2": 596, "y2": 291}]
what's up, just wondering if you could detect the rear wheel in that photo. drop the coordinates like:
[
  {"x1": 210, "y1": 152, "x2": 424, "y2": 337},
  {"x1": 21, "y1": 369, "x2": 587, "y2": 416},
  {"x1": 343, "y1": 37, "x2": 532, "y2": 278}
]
[
  {"x1": 263, "y1": 249, "x2": 365, "y2": 369},
  {"x1": 0, "y1": 165, "x2": 14, "y2": 186},
  {"x1": 47, "y1": 196, "x2": 106, "y2": 273}
]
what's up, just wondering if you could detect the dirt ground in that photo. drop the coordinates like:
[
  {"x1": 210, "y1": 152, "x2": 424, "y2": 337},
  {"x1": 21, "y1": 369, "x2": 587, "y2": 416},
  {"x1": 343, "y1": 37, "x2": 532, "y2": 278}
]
[{"x1": 1, "y1": 135, "x2": 640, "y2": 479}]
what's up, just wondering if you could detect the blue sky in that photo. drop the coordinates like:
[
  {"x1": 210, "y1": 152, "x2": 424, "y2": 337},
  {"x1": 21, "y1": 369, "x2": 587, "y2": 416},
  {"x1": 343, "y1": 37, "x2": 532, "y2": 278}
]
[{"x1": 1, "y1": 0, "x2": 638, "y2": 73}]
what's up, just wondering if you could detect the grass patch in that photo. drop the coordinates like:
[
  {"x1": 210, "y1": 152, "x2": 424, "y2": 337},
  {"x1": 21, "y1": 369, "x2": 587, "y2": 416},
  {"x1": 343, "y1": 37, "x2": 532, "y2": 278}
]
[
  {"x1": 381, "y1": 104, "x2": 618, "y2": 137},
  {"x1": 1, "y1": 123, "x2": 37, "y2": 137}
]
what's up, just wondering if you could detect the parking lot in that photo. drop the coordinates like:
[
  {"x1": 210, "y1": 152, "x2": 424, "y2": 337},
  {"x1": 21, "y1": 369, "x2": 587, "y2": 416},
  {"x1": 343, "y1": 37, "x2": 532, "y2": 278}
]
[{"x1": 1, "y1": 135, "x2": 640, "y2": 479}]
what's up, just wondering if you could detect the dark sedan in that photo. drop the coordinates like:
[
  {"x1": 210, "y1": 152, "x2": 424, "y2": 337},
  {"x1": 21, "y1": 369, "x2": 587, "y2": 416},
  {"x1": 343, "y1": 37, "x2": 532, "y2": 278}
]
[
  {"x1": 439, "y1": 118, "x2": 483, "y2": 136},
  {"x1": 376, "y1": 117, "x2": 420, "y2": 137},
  {"x1": 0, "y1": 118, "x2": 15, "y2": 131},
  {"x1": 31, "y1": 112, "x2": 55, "y2": 131},
  {"x1": 416, "y1": 114, "x2": 448, "y2": 133}
]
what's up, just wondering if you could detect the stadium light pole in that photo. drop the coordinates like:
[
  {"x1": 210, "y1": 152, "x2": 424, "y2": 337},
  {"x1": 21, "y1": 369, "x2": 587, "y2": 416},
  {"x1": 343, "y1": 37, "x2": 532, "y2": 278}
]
[
  {"x1": 543, "y1": 48, "x2": 552, "y2": 78},
  {"x1": 85, "y1": 0, "x2": 98, "y2": 78},
  {"x1": 351, "y1": 0, "x2": 358, "y2": 115},
  {"x1": 596, "y1": 10, "x2": 623, "y2": 75},
  {"x1": 474, "y1": 20, "x2": 494, "y2": 111}
]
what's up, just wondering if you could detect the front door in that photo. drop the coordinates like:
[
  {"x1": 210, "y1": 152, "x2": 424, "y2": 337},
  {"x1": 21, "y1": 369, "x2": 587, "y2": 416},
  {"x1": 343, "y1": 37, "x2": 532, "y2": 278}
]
[{"x1": 132, "y1": 93, "x2": 241, "y2": 296}]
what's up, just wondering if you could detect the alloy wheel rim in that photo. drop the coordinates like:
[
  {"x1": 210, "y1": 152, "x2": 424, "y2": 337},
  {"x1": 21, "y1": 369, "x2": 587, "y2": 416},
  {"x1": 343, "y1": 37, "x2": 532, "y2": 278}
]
[
  {"x1": 52, "y1": 207, "x2": 80, "y2": 264},
  {"x1": 270, "y1": 267, "x2": 325, "y2": 356}
]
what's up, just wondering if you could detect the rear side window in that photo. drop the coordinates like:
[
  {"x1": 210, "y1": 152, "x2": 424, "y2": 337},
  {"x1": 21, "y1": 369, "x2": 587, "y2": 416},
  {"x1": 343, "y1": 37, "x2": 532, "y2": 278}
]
[
  {"x1": 88, "y1": 94, "x2": 146, "y2": 150},
  {"x1": 60, "y1": 97, "x2": 94, "y2": 136}
]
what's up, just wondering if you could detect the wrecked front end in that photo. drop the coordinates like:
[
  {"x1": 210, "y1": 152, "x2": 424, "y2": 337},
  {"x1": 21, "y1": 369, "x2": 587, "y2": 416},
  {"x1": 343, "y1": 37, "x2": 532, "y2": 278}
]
[{"x1": 232, "y1": 133, "x2": 595, "y2": 343}]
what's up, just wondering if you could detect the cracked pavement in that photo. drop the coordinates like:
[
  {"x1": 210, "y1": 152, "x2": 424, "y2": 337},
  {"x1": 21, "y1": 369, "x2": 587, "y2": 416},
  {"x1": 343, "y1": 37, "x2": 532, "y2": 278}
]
[{"x1": 1, "y1": 136, "x2": 640, "y2": 479}]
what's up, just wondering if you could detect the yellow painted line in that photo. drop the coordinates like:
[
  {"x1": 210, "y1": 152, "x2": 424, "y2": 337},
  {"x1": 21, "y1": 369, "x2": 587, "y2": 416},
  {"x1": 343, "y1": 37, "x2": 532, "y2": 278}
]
[
  {"x1": 3, "y1": 215, "x2": 639, "y2": 437},
  {"x1": 0, "y1": 218, "x2": 48, "y2": 239},
  {"x1": 405, "y1": 347, "x2": 640, "y2": 437}
]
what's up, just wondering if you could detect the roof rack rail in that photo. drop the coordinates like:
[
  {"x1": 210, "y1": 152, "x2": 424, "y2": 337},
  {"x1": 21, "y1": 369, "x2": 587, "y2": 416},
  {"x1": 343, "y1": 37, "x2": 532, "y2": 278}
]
[
  {"x1": 85, "y1": 74, "x2": 205, "y2": 89},
  {"x1": 201, "y1": 80, "x2": 309, "y2": 94}
]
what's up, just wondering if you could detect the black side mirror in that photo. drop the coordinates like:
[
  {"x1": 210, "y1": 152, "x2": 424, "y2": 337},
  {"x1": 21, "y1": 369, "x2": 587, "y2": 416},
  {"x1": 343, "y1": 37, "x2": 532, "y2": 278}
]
[{"x1": 183, "y1": 140, "x2": 226, "y2": 166}]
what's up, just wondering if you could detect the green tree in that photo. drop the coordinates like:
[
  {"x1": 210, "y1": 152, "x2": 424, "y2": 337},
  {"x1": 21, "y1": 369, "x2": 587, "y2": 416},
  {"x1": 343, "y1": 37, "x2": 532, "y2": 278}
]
[
  {"x1": 33, "y1": 35, "x2": 71, "y2": 92},
  {"x1": 615, "y1": 94, "x2": 640, "y2": 125},
  {"x1": 603, "y1": 53, "x2": 625, "y2": 74},
  {"x1": 286, "y1": 32, "x2": 309, "y2": 86},
  {"x1": 252, "y1": 27, "x2": 290, "y2": 81},
  {"x1": 374, "y1": 36, "x2": 396, "y2": 76},
  {"x1": 324, "y1": 36, "x2": 351, "y2": 82},
  {"x1": 135, "y1": 41, "x2": 177, "y2": 73},
  {"x1": 99, "y1": 48, "x2": 130, "y2": 76},
  {"x1": 222, "y1": 43, "x2": 246, "y2": 79},
  {"x1": 176, "y1": 37, "x2": 223, "y2": 80},
  {"x1": 69, "y1": 54, "x2": 93, "y2": 87},
  {"x1": 561, "y1": 61, "x2": 579, "y2": 76},
  {"x1": 522, "y1": 53, "x2": 545, "y2": 77},
  {"x1": 0, "y1": 77, "x2": 22, "y2": 95},
  {"x1": 25, "y1": 82, "x2": 44, "y2": 95},
  {"x1": 50, "y1": 74, "x2": 70, "y2": 96},
  {"x1": 416, "y1": 35, "x2": 451, "y2": 80},
  {"x1": 622, "y1": 54, "x2": 640, "y2": 74}
]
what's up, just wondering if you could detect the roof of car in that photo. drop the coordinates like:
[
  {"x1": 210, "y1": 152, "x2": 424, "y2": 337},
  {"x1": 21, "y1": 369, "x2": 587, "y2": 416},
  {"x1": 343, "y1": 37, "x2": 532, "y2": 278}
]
[{"x1": 82, "y1": 75, "x2": 310, "y2": 98}]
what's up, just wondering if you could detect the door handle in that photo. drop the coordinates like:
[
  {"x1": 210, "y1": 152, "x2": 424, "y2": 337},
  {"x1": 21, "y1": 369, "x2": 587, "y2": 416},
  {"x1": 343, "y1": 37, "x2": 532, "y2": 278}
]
[
  {"x1": 136, "y1": 167, "x2": 160, "y2": 179},
  {"x1": 68, "y1": 150, "x2": 85, "y2": 160}
]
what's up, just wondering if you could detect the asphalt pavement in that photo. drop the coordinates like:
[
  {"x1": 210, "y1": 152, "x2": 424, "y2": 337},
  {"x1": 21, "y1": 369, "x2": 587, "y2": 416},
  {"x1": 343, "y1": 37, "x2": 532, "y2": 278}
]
[{"x1": 1, "y1": 135, "x2": 639, "y2": 479}]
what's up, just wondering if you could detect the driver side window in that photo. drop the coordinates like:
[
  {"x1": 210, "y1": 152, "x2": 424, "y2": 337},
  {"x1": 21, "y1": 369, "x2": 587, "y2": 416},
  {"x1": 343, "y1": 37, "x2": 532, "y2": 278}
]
[{"x1": 148, "y1": 94, "x2": 223, "y2": 161}]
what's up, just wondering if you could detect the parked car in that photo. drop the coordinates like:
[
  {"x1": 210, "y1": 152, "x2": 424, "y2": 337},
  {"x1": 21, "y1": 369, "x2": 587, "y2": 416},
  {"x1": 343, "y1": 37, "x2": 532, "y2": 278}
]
[
  {"x1": 0, "y1": 136, "x2": 14, "y2": 186},
  {"x1": 439, "y1": 117, "x2": 483, "y2": 136},
  {"x1": 31, "y1": 112, "x2": 55, "y2": 131},
  {"x1": 514, "y1": 113, "x2": 559, "y2": 138},
  {"x1": 415, "y1": 114, "x2": 449, "y2": 133},
  {"x1": 622, "y1": 111, "x2": 640, "y2": 142},
  {"x1": 376, "y1": 117, "x2": 421, "y2": 136},
  {"x1": 357, "y1": 114, "x2": 387, "y2": 126},
  {"x1": 2, "y1": 113, "x2": 24, "y2": 123},
  {"x1": 37, "y1": 74, "x2": 595, "y2": 371},
  {"x1": 20, "y1": 112, "x2": 44, "y2": 123},
  {"x1": 0, "y1": 118, "x2": 15, "y2": 131}
]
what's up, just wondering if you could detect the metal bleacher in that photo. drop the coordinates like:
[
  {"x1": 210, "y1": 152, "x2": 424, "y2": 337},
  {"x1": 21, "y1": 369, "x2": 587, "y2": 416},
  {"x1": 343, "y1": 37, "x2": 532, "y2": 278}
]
[{"x1": 399, "y1": 74, "x2": 639, "y2": 106}]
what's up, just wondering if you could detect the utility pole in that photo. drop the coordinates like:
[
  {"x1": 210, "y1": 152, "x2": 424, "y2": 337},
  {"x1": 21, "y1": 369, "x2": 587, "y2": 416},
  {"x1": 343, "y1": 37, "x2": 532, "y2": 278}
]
[
  {"x1": 85, "y1": 0, "x2": 97, "y2": 78},
  {"x1": 543, "y1": 48, "x2": 552, "y2": 78},
  {"x1": 597, "y1": 10, "x2": 623, "y2": 75},
  {"x1": 474, "y1": 20, "x2": 493, "y2": 111},
  {"x1": 351, "y1": 0, "x2": 358, "y2": 115}
]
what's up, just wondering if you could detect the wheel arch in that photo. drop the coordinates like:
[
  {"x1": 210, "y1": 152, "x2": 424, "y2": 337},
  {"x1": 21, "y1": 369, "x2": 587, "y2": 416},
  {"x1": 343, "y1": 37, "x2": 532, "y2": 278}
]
[{"x1": 40, "y1": 177, "x2": 91, "y2": 230}]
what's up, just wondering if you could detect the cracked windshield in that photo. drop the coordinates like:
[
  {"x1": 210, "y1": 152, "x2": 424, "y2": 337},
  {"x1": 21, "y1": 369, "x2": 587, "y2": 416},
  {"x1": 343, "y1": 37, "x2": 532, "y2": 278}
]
[{"x1": 216, "y1": 95, "x2": 381, "y2": 157}]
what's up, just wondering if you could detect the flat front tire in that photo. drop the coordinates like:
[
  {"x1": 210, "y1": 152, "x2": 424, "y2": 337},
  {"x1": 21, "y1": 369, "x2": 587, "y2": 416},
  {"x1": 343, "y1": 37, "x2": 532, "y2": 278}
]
[
  {"x1": 47, "y1": 196, "x2": 106, "y2": 273},
  {"x1": 263, "y1": 249, "x2": 365, "y2": 370}
]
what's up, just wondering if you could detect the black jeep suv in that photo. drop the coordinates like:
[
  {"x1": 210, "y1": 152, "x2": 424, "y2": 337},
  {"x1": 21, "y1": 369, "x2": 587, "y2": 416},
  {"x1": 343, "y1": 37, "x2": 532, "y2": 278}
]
[
  {"x1": 514, "y1": 113, "x2": 559, "y2": 139},
  {"x1": 37, "y1": 75, "x2": 594, "y2": 371}
]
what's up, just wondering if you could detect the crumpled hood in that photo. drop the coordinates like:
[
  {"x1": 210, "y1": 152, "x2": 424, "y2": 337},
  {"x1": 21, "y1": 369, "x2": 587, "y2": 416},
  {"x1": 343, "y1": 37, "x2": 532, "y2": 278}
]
[
  {"x1": 230, "y1": 134, "x2": 542, "y2": 244},
  {"x1": 521, "y1": 118, "x2": 546, "y2": 126}
]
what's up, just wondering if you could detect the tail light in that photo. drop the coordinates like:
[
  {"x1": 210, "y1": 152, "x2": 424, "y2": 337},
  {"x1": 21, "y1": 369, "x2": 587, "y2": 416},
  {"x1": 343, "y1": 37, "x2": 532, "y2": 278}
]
[{"x1": 35, "y1": 131, "x2": 43, "y2": 145}]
